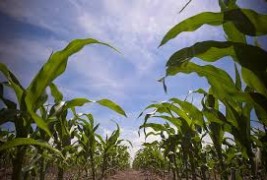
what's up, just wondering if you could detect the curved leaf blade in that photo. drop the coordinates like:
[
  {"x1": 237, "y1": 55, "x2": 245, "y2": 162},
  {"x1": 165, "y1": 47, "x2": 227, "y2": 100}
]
[
  {"x1": 49, "y1": 83, "x2": 63, "y2": 103},
  {"x1": 160, "y1": 9, "x2": 267, "y2": 46},
  {"x1": 160, "y1": 12, "x2": 223, "y2": 46},
  {"x1": 25, "y1": 38, "x2": 117, "y2": 111},
  {"x1": 167, "y1": 41, "x2": 267, "y2": 74},
  {"x1": 96, "y1": 99, "x2": 127, "y2": 117},
  {"x1": 0, "y1": 63, "x2": 24, "y2": 104},
  {"x1": 0, "y1": 138, "x2": 63, "y2": 158},
  {"x1": 64, "y1": 98, "x2": 92, "y2": 110}
]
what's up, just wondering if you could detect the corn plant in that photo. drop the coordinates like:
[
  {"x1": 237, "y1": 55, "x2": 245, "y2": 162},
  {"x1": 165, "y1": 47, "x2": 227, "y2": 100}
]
[
  {"x1": 133, "y1": 142, "x2": 168, "y2": 172},
  {"x1": 136, "y1": 1, "x2": 267, "y2": 179},
  {"x1": 99, "y1": 124, "x2": 131, "y2": 178},
  {"x1": 0, "y1": 38, "x2": 129, "y2": 179},
  {"x1": 74, "y1": 113, "x2": 100, "y2": 180},
  {"x1": 139, "y1": 97, "x2": 209, "y2": 179}
]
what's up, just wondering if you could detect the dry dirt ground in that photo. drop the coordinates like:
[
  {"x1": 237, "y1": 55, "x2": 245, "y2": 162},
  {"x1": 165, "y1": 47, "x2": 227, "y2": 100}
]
[
  {"x1": 0, "y1": 168, "x2": 171, "y2": 180},
  {"x1": 106, "y1": 170, "x2": 171, "y2": 180}
]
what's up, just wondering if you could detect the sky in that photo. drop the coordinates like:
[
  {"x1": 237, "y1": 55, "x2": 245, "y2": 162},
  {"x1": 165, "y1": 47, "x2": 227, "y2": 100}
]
[{"x1": 0, "y1": 0, "x2": 267, "y2": 160}]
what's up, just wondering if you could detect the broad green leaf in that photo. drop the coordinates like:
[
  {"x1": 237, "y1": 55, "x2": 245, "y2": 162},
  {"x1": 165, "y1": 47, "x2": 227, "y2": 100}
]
[
  {"x1": 167, "y1": 62, "x2": 267, "y2": 121},
  {"x1": 27, "y1": 109, "x2": 51, "y2": 136},
  {"x1": 241, "y1": 67, "x2": 267, "y2": 97},
  {"x1": 141, "y1": 102, "x2": 192, "y2": 127},
  {"x1": 167, "y1": 62, "x2": 237, "y2": 99},
  {"x1": 0, "y1": 138, "x2": 63, "y2": 158},
  {"x1": 25, "y1": 38, "x2": 117, "y2": 112},
  {"x1": 23, "y1": 38, "x2": 117, "y2": 135},
  {"x1": 49, "y1": 83, "x2": 63, "y2": 103},
  {"x1": 96, "y1": 99, "x2": 127, "y2": 117},
  {"x1": 153, "y1": 115, "x2": 182, "y2": 128},
  {"x1": 0, "y1": 63, "x2": 24, "y2": 104},
  {"x1": 170, "y1": 98, "x2": 204, "y2": 126},
  {"x1": 160, "y1": 8, "x2": 267, "y2": 46},
  {"x1": 223, "y1": 21, "x2": 246, "y2": 43},
  {"x1": 203, "y1": 109, "x2": 228, "y2": 125},
  {"x1": 160, "y1": 12, "x2": 223, "y2": 46},
  {"x1": 166, "y1": 41, "x2": 267, "y2": 74},
  {"x1": 249, "y1": 92, "x2": 267, "y2": 124},
  {"x1": 64, "y1": 98, "x2": 92, "y2": 110},
  {"x1": 140, "y1": 123, "x2": 167, "y2": 132}
]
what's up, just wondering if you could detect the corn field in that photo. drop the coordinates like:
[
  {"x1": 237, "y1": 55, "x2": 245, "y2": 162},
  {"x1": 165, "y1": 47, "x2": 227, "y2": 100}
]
[{"x1": 1, "y1": 0, "x2": 267, "y2": 179}]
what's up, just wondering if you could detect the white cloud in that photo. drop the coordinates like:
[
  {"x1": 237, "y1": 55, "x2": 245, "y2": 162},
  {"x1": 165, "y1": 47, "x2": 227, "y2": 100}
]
[{"x1": 72, "y1": 0, "x2": 221, "y2": 76}]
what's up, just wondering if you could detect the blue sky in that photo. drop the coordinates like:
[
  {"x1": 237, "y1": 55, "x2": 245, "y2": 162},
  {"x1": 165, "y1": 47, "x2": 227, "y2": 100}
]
[{"x1": 0, "y1": 0, "x2": 267, "y2": 159}]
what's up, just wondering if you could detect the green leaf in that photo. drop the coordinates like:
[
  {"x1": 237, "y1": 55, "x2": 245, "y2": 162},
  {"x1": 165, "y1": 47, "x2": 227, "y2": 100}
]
[
  {"x1": 166, "y1": 41, "x2": 267, "y2": 74},
  {"x1": 167, "y1": 62, "x2": 237, "y2": 99},
  {"x1": 170, "y1": 98, "x2": 204, "y2": 126},
  {"x1": 234, "y1": 64, "x2": 242, "y2": 90},
  {"x1": 0, "y1": 138, "x2": 63, "y2": 158},
  {"x1": 64, "y1": 98, "x2": 92, "y2": 109},
  {"x1": 27, "y1": 109, "x2": 51, "y2": 136},
  {"x1": 49, "y1": 83, "x2": 63, "y2": 103},
  {"x1": 223, "y1": 21, "x2": 246, "y2": 43},
  {"x1": 140, "y1": 123, "x2": 167, "y2": 132},
  {"x1": 96, "y1": 99, "x2": 127, "y2": 117},
  {"x1": 153, "y1": 115, "x2": 182, "y2": 128},
  {"x1": 160, "y1": 12, "x2": 223, "y2": 46},
  {"x1": 242, "y1": 67, "x2": 267, "y2": 97},
  {"x1": 25, "y1": 38, "x2": 117, "y2": 111},
  {"x1": 24, "y1": 38, "x2": 117, "y2": 135},
  {"x1": 160, "y1": 8, "x2": 267, "y2": 46},
  {"x1": 167, "y1": 62, "x2": 266, "y2": 120},
  {"x1": 0, "y1": 63, "x2": 24, "y2": 104}
]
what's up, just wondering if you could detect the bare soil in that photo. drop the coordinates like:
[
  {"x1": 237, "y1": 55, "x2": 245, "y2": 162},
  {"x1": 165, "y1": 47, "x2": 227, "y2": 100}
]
[
  {"x1": 106, "y1": 169, "x2": 171, "y2": 180},
  {"x1": 0, "y1": 168, "x2": 172, "y2": 180}
]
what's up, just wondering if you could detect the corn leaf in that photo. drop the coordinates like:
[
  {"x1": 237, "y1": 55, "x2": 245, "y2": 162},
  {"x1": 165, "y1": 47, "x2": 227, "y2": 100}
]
[
  {"x1": 65, "y1": 98, "x2": 92, "y2": 109},
  {"x1": 170, "y1": 98, "x2": 204, "y2": 126},
  {"x1": 160, "y1": 8, "x2": 267, "y2": 46},
  {"x1": 167, "y1": 62, "x2": 237, "y2": 99},
  {"x1": 140, "y1": 123, "x2": 167, "y2": 132},
  {"x1": 26, "y1": 38, "x2": 117, "y2": 111},
  {"x1": 0, "y1": 138, "x2": 63, "y2": 158},
  {"x1": 0, "y1": 63, "x2": 24, "y2": 104},
  {"x1": 241, "y1": 67, "x2": 267, "y2": 97},
  {"x1": 23, "y1": 38, "x2": 117, "y2": 135},
  {"x1": 49, "y1": 83, "x2": 63, "y2": 103},
  {"x1": 96, "y1": 99, "x2": 127, "y2": 117},
  {"x1": 234, "y1": 64, "x2": 242, "y2": 90},
  {"x1": 166, "y1": 41, "x2": 267, "y2": 74}
]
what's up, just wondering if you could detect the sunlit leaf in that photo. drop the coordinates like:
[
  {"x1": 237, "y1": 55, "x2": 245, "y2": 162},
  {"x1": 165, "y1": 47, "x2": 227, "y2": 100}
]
[
  {"x1": 65, "y1": 98, "x2": 92, "y2": 109},
  {"x1": 25, "y1": 38, "x2": 117, "y2": 111},
  {"x1": 49, "y1": 83, "x2": 63, "y2": 103},
  {"x1": 0, "y1": 63, "x2": 24, "y2": 104},
  {"x1": 160, "y1": 8, "x2": 267, "y2": 46},
  {"x1": 97, "y1": 99, "x2": 127, "y2": 117},
  {"x1": 0, "y1": 138, "x2": 63, "y2": 158},
  {"x1": 166, "y1": 41, "x2": 267, "y2": 75}
]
